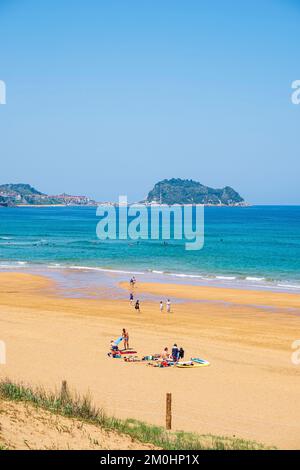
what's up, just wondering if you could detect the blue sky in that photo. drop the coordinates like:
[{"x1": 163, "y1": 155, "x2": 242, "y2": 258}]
[{"x1": 0, "y1": 0, "x2": 299, "y2": 204}]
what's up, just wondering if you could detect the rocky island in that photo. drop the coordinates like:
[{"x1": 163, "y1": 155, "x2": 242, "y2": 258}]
[{"x1": 144, "y1": 178, "x2": 245, "y2": 206}]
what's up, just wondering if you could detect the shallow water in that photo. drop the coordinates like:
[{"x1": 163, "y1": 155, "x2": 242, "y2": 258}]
[{"x1": 0, "y1": 205, "x2": 299, "y2": 293}]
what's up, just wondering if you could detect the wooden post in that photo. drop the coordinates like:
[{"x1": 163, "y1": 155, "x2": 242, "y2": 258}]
[
  {"x1": 166, "y1": 393, "x2": 172, "y2": 430},
  {"x1": 61, "y1": 380, "x2": 68, "y2": 402}
]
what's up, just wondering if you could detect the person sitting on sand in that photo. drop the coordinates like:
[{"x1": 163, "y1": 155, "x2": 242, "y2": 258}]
[
  {"x1": 161, "y1": 347, "x2": 169, "y2": 360},
  {"x1": 110, "y1": 340, "x2": 118, "y2": 351},
  {"x1": 108, "y1": 340, "x2": 120, "y2": 358},
  {"x1": 122, "y1": 328, "x2": 129, "y2": 350},
  {"x1": 135, "y1": 300, "x2": 140, "y2": 313}
]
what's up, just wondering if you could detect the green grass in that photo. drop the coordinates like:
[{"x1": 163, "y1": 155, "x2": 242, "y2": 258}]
[
  {"x1": 0, "y1": 444, "x2": 9, "y2": 450},
  {"x1": 0, "y1": 378, "x2": 273, "y2": 450}
]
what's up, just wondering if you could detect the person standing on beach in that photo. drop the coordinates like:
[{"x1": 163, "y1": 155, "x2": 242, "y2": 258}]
[
  {"x1": 122, "y1": 328, "x2": 129, "y2": 350},
  {"x1": 135, "y1": 300, "x2": 140, "y2": 313},
  {"x1": 172, "y1": 344, "x2": 179, "y2": 362},
  {"x1": 166, "y1": 299, "x2": 171, "y2": 313},
  {"x1": 130, "y1": 292, "x2": 134, "y2": 305},
  {"x1": 160, "y1": 301, "x2": 163, "y2": 312}
]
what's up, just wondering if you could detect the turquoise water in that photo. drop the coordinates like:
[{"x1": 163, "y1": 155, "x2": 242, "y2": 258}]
[{"x1": 0, "y1": 205, "x2": 299, "y2": 291}]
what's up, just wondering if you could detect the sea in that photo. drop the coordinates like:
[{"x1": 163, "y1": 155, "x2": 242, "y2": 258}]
[{"x1": 0, "y1": 205, "x2": 299, "y2": 295}]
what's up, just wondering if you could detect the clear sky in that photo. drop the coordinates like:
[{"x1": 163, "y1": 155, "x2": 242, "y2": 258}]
[{"x1": 0, "y1": 0, "x2": 299, "y2": 204}]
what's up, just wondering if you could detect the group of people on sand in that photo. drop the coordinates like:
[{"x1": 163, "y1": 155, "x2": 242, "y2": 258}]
[
  {"x1": 161, "y1": 344, "x2": 184, "y2": 362},
  {"x1": 129, "y1": 276, "x2": 172, "y2": 315},
  {"x1": 109, "y1": 326, "x2": 185, "y2": 365},
  {"x1": 129, "y1": 277, "x2": 141, "y2": 312},
  {"x1": 129, "y1": 292, "x2": 140, "y2": 311},
  {"x1": 108, "y1": 276, "x2": 181, "y2": 362},
  {"x1": 159, "y1": 299, "x2": 171, "y2": 313},
  {"x1": 110, "y1": 328, "x2": 129, "y2": 353}
]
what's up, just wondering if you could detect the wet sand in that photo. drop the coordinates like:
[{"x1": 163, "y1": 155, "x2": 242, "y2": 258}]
[{"x1": 0, "y1": 272, "x2": 300, "y2": 449}]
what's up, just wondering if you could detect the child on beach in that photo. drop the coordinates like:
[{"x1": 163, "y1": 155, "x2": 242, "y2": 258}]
[
  {"x1": 122, "y1": 328, "x2": 129, "y2": 350},
  {"x1": 108, "y1": 340, "x2": 120, "y2": 357},
  {"x1": 160, "y1": 301, "x2": 163, "y2": 312},
  {"x1": 166, "y1": 299, "x2": 171, "y2": 313},
  {"x1": 179, "y1": 347, "x2": 184, "y2": 359},
  {"x1": 110, "y1": 340, "x2": 118, "y2": 351},
  {"x1": 135, "y1": 300, "x2": 140, "y2": 313}
]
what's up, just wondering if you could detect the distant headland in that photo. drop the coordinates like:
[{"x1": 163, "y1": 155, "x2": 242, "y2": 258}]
[
  {"x1": 0, "y1": 184, "x2": 97, "y2": 207},
  {"x1": 0, "y1": 180, "x2": 246, "y2": 207}
]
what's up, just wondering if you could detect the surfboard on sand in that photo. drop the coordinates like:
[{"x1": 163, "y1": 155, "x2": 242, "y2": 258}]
[
  {"x1": 190, "y1": 358, "x2": 210, "y2": 366},
  {"x1": 114, "y1": 336, "x2": 123, "y2": 345},
  {"x1": 176, "y1": 358, "x2": 210, "y2": 368},
  {"x1": 176, "y1": 362, "x2": 202, "y2": 368}
]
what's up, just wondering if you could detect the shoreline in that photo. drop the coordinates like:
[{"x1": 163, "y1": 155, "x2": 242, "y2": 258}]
[
  {"x1": 121, "y1": 281, "x2": 300, "y2": 310},
  {"x1": 0, "y1": 261, "x2": 299, "y2": 295}
]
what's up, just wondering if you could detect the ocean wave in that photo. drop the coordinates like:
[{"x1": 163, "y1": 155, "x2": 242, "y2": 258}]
[
  {"x1": 277, "y1": 283, "x2": 300, "y2": 290},
  {"x1": 169, "y1": 273, "x2": 207, "y2": 279},
  {"x1": 68, "y1": 265, "x2": 146, "y2": 275},
  {"x1": 149, "y1": 270, "x2": 215, "y2": 280},
  {"x1": 0, "y1": 261, "x2": 28, "y2": 268},
  {"x1": 0, "y1": 239, "x2": 51, "y2": 247}
]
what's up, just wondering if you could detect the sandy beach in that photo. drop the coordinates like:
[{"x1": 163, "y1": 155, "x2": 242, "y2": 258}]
[{"x1": 0, "y1": 272, "x2": 300, "y2": 449}]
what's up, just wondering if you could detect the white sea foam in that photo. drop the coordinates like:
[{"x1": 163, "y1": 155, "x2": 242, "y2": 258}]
[
  {"x1": 68, "y1": 265, "x2": 146, "y2": 275},
  {"x1": 277, "y1": 283, "x2": 300, "y2": 290},
  {"x1": 0, "y1": 262, "x2": 27, "y2": 268},
  {"x1": 168, "y1": 272, "x2": 204, "y2": 279},
  {"x1": 215, "y1": 276, "x2": 237, "y2": 280}
]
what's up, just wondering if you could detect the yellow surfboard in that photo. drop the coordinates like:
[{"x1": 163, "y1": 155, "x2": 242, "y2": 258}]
[{"x1": 176, "y1": 359, "x2": 210, "y2": 368}]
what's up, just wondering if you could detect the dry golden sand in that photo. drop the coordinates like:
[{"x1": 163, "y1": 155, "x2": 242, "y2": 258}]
[
  {"x1": 0, "y1": 272, "x2": 300, "y2": 449},
  {"x1": 0, "y1": 399, "x2": 157, "y2": 450}
]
